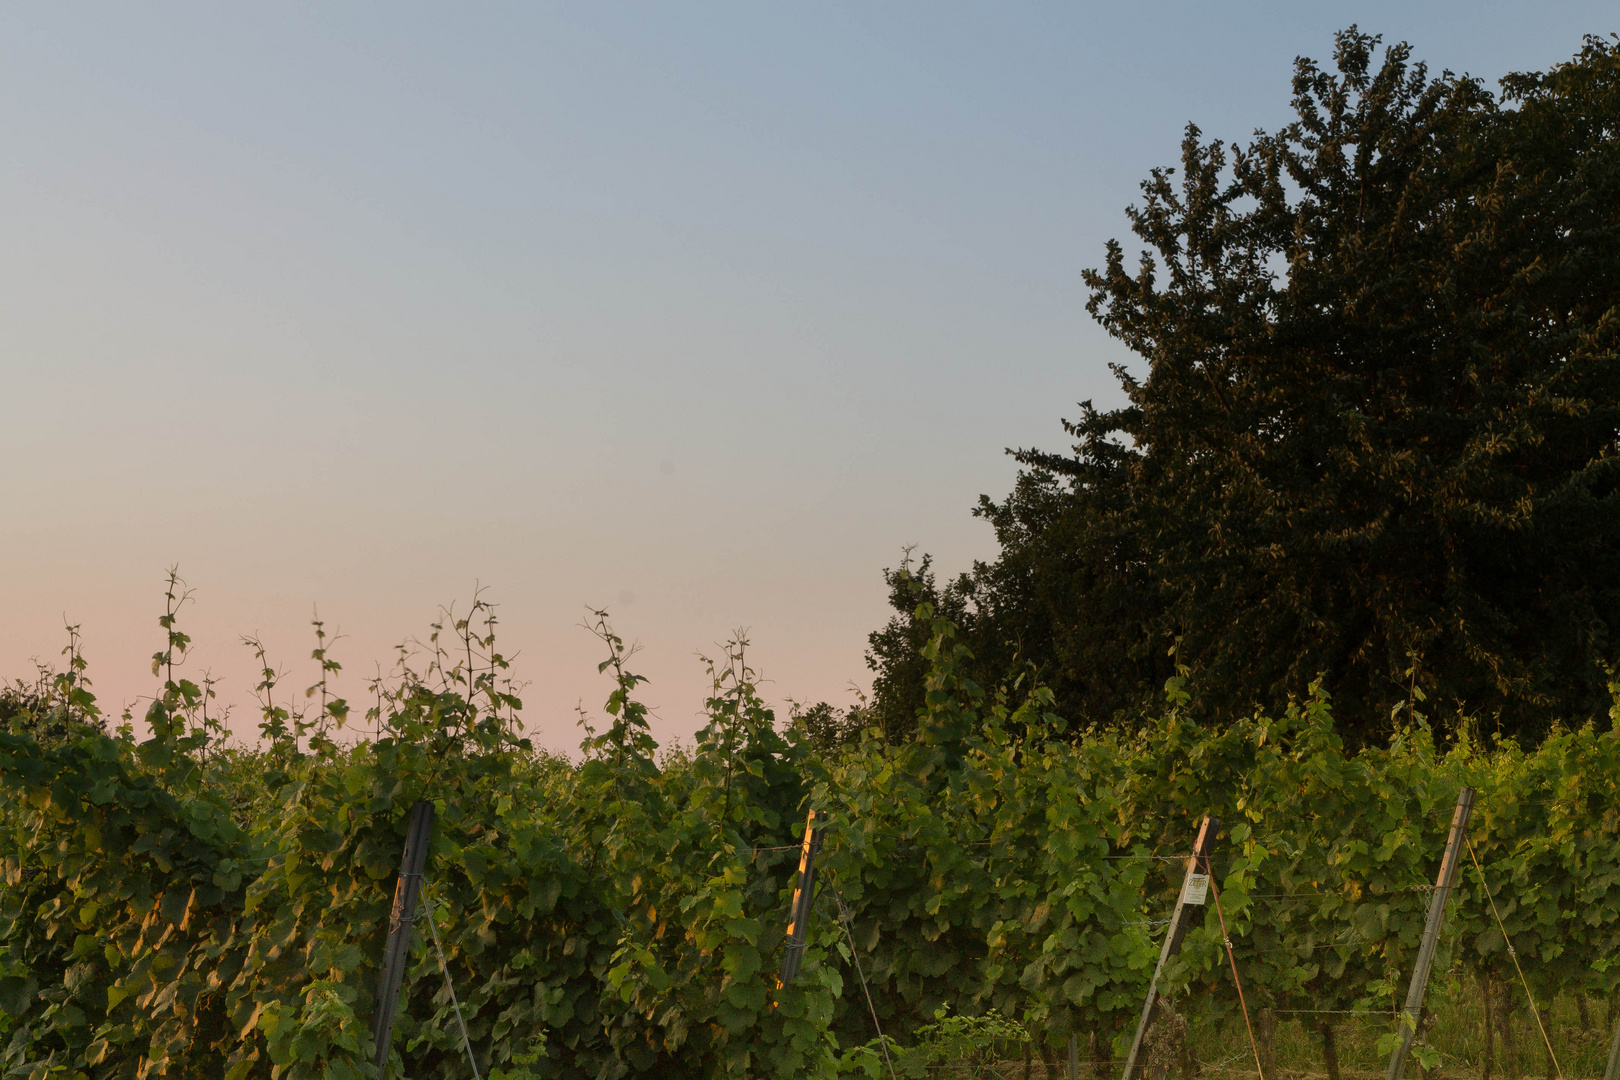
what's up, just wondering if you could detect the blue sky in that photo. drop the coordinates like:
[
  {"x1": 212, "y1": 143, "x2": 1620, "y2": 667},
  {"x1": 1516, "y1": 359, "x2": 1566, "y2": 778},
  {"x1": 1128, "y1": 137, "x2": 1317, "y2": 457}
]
[{"x1": 3, "y1": 3, "x2": 1612, "y2": 751}]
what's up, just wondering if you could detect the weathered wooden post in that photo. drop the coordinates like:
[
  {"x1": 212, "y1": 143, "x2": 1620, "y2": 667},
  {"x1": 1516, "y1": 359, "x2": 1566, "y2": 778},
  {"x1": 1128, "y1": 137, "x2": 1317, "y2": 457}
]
[
  {"x1": 1385, "y1": 787, "x2": 1475, "y2": 1080},
  {"x1": 372, "y1": 800, "x2": 435, "y2": 1076},
  {"x1": 1120, "y1": 816, "x2": 1220, "y2": 1080},
  {"x1": 779, "y1": 809, "x2": 824, "y2": 985}
]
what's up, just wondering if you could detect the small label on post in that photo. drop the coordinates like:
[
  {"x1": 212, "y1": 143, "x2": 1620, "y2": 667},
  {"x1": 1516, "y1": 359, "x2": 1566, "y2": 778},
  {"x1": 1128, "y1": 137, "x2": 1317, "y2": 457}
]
[{"x1": 1183, "y1": 873, "x2": 1209, "y2": 905}]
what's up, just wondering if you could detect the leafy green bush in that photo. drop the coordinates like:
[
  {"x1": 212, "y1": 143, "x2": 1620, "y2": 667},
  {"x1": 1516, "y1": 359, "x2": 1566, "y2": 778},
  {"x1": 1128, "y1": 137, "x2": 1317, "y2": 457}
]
[
  {"x1": 5, "y1": 575, "x2": 1620, "y2": 1077},
  {"x1": 838, "y1": 1007, "x2": 1029, "y2": 1078}
]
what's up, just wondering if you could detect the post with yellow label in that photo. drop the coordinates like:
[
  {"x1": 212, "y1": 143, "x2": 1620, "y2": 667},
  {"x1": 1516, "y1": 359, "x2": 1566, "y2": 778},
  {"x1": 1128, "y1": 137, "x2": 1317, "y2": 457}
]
[{"x1": 1120, "y1": 816, "x2": 1220, "y2": 1080}]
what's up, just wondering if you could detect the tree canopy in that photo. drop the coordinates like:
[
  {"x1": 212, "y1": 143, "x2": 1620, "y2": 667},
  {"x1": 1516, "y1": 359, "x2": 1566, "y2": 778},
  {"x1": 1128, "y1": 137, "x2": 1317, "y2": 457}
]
[{"x1": 868, "y1": 29, "x2": 1620, "y2": 744}]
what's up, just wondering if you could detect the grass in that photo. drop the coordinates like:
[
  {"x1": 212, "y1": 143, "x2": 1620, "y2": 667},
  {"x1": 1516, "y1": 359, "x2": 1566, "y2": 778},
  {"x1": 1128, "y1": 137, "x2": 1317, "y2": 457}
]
[
  {"x1": 889, "y1": 978, "x2": 1616, "y2": 1080},
  {"x1": 1188, "y1": 985, "x2": 1614, "y2": 1080}
]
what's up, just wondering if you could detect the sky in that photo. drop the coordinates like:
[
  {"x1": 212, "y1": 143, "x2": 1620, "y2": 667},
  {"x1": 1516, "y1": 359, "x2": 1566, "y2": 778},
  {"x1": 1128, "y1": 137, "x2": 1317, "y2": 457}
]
[{"x1": 3, "y1": 3, "x2": 1613, "y2": 754}]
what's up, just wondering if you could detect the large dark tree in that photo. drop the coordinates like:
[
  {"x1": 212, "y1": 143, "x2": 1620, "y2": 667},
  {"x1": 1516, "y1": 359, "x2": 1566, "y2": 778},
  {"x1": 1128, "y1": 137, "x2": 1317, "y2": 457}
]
[{"x1": 870, "y1": 30, "x2": 1620, "y2": 743}]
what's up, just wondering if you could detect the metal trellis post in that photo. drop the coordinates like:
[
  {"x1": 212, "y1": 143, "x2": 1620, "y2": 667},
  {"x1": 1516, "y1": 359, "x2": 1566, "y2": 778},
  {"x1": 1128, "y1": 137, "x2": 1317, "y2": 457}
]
[
  {"x1": 372, "y1": 800, "x2": 435, "y2": 1076},
  {"x1": 779, "y1": 809, "x2": 823, "y2": 985},
  {"x1": 1120, "y1": 815, "x2": 1221, "y2": 1080},
  {"x1": 1385, "y1": 787, "x2": 1475, "y2": 1080}
]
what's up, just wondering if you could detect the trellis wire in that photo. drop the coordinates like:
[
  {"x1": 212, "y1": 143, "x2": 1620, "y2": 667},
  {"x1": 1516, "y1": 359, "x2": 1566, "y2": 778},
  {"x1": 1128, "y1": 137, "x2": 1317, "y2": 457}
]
[
  {"x1": 835, "y1": 890, "x2": 898, "y2": 1080},
  {"x1": 421, "y1": 889, "x2": 481, "y2": 1080},
  {"x1": 1209, "y1": 873, "x2": 1266, "y2": 1080},
  {"x1": 1465, "y1": 837, "x2": 1563, "y2": 1080}
]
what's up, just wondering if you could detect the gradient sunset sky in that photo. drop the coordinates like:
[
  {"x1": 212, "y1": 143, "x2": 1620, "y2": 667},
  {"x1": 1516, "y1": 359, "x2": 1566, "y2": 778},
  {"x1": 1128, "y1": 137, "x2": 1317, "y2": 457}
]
[{"x1": 4, "y1": 3, "x2": 1612, "y2": 753}]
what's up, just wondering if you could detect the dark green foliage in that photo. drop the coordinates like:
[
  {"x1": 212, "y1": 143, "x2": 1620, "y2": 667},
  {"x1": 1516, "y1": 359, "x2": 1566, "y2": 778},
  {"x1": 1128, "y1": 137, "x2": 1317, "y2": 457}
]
[
  {"x1": 791, "y1": 702, "x2": 881, "y2": 755},
  {"x1": 861, "y1": 556, "x2": 972, "y2": 746},
  {"x1": 870, "y1": 30, "x2": 1620, "y2": 742}
]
